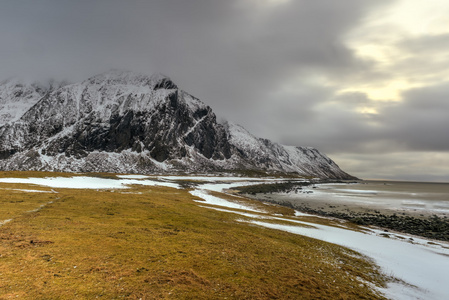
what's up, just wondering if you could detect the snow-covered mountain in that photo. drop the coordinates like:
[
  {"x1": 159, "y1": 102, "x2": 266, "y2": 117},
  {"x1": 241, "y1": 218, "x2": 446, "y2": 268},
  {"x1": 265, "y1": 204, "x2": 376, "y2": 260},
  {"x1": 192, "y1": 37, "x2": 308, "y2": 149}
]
[
  {"x1": 0, "y1": 79, "x2": 46, "y2": 126},
  {"x1": 0, "y1": 70, "x2": 354, "y2": 179},
  {"x1": 0, "y1": 79, "x2": 68, "y2": 126}
]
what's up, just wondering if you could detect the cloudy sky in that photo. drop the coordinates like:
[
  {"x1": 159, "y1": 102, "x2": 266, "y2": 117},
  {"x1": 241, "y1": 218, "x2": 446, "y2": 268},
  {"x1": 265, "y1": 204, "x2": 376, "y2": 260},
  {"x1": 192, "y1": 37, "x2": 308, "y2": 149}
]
[{"x1": 1, "y1": 0, "x2": 448, "y2": 182}]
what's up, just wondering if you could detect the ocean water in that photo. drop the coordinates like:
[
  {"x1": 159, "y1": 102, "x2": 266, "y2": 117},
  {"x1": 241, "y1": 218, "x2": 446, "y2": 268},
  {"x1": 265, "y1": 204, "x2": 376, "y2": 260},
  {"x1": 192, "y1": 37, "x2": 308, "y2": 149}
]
[{"x1": 288, "y1": 180, "x2": 449, "y2": 217}]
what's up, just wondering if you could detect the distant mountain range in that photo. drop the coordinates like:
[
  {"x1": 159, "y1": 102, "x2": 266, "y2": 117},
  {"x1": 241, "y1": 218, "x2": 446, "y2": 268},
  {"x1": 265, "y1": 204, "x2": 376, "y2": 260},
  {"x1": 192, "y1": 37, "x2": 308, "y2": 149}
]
[{"x1": 0, "y1": 70, "x2": 354, "y2": 179}]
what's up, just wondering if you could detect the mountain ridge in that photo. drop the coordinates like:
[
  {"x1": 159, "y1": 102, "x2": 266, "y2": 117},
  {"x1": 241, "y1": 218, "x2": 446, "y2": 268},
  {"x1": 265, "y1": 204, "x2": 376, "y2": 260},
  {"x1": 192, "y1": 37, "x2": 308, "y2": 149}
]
[{"x1": 0, "y1": 70, "x2": 355, "y2": 179}]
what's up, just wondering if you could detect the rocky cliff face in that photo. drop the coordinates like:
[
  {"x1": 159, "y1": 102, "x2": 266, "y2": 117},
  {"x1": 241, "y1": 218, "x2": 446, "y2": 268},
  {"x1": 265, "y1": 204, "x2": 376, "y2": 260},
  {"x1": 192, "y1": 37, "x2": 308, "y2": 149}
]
[{"x1": 0, "y1": 70, "x2": 354, "y2": 179}]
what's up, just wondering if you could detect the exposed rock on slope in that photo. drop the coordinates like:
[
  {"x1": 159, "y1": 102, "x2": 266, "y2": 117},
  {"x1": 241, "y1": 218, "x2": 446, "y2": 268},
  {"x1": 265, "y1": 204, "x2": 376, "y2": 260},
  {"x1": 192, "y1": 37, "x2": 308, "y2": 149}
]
[{"x1": 0, "y1": 70, "x2": 354, "y2": 179}]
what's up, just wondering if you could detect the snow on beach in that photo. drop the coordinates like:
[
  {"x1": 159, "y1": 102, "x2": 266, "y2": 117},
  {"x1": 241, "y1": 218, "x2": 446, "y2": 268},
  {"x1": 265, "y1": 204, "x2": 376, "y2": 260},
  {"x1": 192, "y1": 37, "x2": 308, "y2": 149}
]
[
  {"x1": 190, "y1": 178, "x2": 449, "y2": 300},
  {"x1": 247, "y1": 220, "x2": 449, "y2": 300},
  {"x1": 1, "y1": 174, "x2": 448, "y2": 299}
]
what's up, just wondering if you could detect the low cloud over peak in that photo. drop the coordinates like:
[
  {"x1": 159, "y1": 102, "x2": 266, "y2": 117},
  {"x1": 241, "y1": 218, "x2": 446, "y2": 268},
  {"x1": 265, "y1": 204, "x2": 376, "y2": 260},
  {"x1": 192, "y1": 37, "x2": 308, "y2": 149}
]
[{"x1": 0, "y1": 0, "x2": 448, "y2": 181}]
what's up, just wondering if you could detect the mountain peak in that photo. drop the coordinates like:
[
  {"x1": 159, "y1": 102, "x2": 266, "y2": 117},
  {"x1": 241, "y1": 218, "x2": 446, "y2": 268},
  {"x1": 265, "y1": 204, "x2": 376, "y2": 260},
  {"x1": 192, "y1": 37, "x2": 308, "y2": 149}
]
[
  {"x1": 87, "y1": 69, "x2": 150, "y2": 85},
  {"x1": 85, "y1": 70, "x2": 177, "y2": 90}
]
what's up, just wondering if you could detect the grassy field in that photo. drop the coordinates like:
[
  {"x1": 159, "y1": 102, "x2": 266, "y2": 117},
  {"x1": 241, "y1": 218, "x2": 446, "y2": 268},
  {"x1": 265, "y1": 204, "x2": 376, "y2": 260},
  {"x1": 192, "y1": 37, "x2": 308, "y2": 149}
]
[{"x1": 0, "y1": 172, "x2": 387, "y2": 299}]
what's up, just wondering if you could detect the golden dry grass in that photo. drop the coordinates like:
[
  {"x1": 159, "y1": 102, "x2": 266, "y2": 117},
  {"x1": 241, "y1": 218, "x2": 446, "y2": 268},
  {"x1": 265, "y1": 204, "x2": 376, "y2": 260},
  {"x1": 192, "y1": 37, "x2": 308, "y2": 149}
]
[{"x1": 0, "y1": 173, "x2": 387, "y2": 299}]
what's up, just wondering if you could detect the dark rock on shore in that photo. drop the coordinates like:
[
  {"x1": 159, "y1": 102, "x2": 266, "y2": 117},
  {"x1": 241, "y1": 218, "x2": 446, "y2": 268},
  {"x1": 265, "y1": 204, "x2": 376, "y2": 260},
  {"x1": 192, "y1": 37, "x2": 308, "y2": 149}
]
[
  {"x1": 241, "y1": 190, "x2": 449, "y2": 241},
  {"x1": 234, "y1": 181, "x2": 312, "y2": 195}
]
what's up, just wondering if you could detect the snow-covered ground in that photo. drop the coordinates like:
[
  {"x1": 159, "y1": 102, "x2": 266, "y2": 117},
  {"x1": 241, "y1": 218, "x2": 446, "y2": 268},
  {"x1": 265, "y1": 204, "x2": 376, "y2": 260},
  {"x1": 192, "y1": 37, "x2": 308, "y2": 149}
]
[
  {"x1": 0, "y1": 176, "x2": 179, "y2": 189},
  {"x1": 190, "y1": 189, "x2": 263, "y2": 212},
  {"x1": 0, "y1": 175, "x2": 448, "y2": 299},
  {"x1": 116, "y1": 174, "x2": 151, "y2": 179}
]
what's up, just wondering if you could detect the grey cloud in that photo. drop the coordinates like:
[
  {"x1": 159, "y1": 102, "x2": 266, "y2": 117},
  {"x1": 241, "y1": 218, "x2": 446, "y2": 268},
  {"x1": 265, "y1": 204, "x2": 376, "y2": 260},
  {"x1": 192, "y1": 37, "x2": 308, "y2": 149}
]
[
  {"x1": 274, "y1": 90, "x2": 384, "y2": 153},
  {"x1": 0, "y1": 0, "x2": 385, "y2": 93},
  {"x1": 275, "y1": 82, "x2": 449, "y2": 157},
  {"x1": 2, "y1": 0, "x2": 446, "y2": 181},
  {"x1": 398, "y1": 33, "x2": 449, "y2": 55},
  {"x1": 383, "y1": 84, "x2": 449, "y2": 151},
  {"x1": 373, "y1": 33, "x2": 449, "y2": 85},
  {"x1": 332, "y1": 152, "x2": 449, "y2": 182}
]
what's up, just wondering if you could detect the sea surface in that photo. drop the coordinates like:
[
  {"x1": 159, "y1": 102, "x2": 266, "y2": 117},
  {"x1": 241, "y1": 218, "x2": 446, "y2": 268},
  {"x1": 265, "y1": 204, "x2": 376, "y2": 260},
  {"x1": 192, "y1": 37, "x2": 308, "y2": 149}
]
[{"x1": 280, "y1": 180, "x2": 449, "y2": 218}]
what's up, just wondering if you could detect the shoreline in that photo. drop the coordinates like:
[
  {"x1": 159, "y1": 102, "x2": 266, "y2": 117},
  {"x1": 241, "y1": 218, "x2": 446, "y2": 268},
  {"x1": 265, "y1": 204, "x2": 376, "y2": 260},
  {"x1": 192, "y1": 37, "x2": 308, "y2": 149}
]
[{"x1": 241, "y1": 192, "x2": 449, "y2": 241}]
